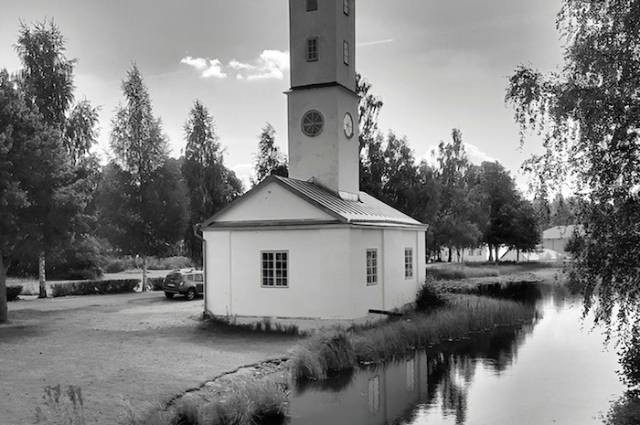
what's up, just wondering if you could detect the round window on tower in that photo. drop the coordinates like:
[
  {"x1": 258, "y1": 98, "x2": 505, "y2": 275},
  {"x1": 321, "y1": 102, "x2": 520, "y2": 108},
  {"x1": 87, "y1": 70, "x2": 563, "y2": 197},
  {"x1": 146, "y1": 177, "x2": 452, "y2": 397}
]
[{"x1": 301, "y1": 110, "x2": 324, "y2": 137}]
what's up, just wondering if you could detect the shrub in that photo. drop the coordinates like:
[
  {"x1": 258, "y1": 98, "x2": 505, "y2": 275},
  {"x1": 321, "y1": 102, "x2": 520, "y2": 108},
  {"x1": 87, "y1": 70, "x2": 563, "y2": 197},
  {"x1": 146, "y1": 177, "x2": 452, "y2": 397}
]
[
  {"x1": 50, "y1": 279, "x2": 139, "y2": 297},
  {"x1": 604, "y1": 393, "x2": 640, "y2": 425},
  {"x1": 103, "y1": 257, "x2": 137, "y2": 273},
  {"x1": 8, "y1": 236, "x2": 105, "y2": 280},
  {"x1": 415, "y1": 282, "x2": 447, "y2": 312},
  {"x1": 147, "y1": 277, "x2": 165, "y2": 291},
  {"x1": 6, "y1": 286, "x2": 22, "y2": 301},
  {"x1": 147, "y1": 256, "x2": 193, "y2": 271}
]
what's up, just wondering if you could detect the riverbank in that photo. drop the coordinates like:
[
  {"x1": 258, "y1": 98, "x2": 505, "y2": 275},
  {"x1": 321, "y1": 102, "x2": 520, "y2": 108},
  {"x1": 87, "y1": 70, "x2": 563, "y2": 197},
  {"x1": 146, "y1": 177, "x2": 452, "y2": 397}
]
[{"x1": 130, "y1": 265, "x2": 559, "y2": 425}]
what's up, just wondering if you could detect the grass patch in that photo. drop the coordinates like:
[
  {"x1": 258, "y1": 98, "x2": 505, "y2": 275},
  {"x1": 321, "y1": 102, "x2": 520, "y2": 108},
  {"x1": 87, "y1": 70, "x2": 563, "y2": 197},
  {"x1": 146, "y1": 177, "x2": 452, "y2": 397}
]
[
  {"x1": 178, "y1": 380, "x2": 288, "y2": 425},
  {"x1": 201, "y1": 316, "x2": 302, "y2": 337},
  {"x1": 288, "y1": 293, "x2": 537, "y2": 382},
  {"x1": 6, "y1": 285, "x2": 23, "y2": 301},
  {"x1": 50, "y1": 279, "x2": 139, "y2": 297},
  {"x1": 427, "y1": 265, "x2": 499, "y2": 280},
  {"x1": 125, "y1": 379, "x2": 288, "y2": 425},
  {"x1": 34, "y1": 385, "x2": 86, "y2": 425}
]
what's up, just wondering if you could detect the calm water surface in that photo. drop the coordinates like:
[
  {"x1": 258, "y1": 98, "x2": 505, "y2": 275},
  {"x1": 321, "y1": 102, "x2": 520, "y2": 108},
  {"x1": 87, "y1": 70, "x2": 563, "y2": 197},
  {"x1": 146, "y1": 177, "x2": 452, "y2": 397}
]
[{"x1": 286, "y1": 286, "x2": 625, "y2": 425}]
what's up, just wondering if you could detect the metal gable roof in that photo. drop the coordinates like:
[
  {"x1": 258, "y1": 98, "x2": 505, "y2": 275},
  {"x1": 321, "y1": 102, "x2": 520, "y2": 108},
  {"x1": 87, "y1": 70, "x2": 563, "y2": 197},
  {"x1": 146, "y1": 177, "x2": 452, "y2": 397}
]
[
  {"x1": 202, "y1": 175, "x2": 427, "y2": 229},
  {"x1": 275, "y1": 176, "x2": 424, "y2": 226}
]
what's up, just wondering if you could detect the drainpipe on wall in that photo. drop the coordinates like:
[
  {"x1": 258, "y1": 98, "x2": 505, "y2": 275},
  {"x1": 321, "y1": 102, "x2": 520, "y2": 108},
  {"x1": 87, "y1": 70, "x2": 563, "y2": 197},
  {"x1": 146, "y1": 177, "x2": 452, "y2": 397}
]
[{"x1": 193, "y1": 223, "x2": 207, "y2": 317}]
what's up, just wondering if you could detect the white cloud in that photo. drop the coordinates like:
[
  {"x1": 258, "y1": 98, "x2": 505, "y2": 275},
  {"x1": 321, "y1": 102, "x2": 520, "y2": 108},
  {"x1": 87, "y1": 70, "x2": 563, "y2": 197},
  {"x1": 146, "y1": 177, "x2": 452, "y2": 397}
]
[
  {"x1": 231, "y1": 163, "x2": 253, "y2": 191},
  {"x1": 423, "y1": 142, "x2": 496, "y2": 167},
  {"x1": 357, "y1": 38, "x2": 394, "y2": 48},
  {"x1": 230, "y1": 50, "x2": 290, "y2": 81},
  {"x1": 181, "y1": 50, "x2": 289, "y2": 81},
  {"x1": 464, "y1": 142, "x2": 496, "y2": 165},
  {"x1": 180, "y1": 56, "x2": 227, "y2": 79}
]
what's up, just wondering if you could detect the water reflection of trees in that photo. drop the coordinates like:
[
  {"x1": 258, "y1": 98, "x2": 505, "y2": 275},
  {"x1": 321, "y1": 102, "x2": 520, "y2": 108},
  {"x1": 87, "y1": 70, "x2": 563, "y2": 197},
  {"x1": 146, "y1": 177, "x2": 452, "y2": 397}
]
[
  {"x1": 420, "y1": 324, "x2": 532, "y2": 424},
  {"x1": 287, "y1": 319, "x2": 537, "y2": 425}
]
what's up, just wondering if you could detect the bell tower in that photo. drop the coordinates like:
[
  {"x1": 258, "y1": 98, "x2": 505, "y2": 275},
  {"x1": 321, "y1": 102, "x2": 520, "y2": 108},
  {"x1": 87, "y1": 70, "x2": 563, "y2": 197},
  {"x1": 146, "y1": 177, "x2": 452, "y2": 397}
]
[{"x1": 287, "y1": 0, "x2": 360, "y2": 200}]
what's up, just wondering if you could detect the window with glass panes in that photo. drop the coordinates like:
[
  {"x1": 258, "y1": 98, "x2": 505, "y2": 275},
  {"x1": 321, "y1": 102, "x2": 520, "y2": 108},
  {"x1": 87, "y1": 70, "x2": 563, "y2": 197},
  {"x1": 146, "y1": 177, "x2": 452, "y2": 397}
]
[
  {"x1": 261, "y1": 251, "x2": 288, "y2": 287},
  {"x1": 343, "y1": 40, "x2": 350, "y2": 65},
  {"x1": 366, "y1": 249, "x2": 377, "y2": 285},
  {"x1": 306, "y1": 37, "x2": 318, "y2": 62},
  {"x1": 404, "y1": 248, "x2": 413, "y2": 279},
  {"x1": 306, "y1": 0, "x2": 318, "y2": 11}
]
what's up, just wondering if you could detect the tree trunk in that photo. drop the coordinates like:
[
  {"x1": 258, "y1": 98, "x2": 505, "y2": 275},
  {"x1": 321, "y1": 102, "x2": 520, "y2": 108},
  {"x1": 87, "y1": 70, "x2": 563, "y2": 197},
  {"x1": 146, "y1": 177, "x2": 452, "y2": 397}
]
[
  {"x1": 142, "y1": 256, "x2": 147, "y2": 292},
  {"x1": 38, "y1": 251, "x2": 47, "y2": 298},
  {"x1": 488, "y1": 244, "x2": 494, "y2": 262},
  {"x1": 495, "y1": 246, "x2": 500, "y2": 263},
  {"x1": 447, "y1": 247, "x2": 452, "y2": 263},
  {"x1": 517, "y1": 249, "x2": 520, "y2": 263},
  {"x1": 0, "y1": 254, "x2": 7, "y2": 323}
]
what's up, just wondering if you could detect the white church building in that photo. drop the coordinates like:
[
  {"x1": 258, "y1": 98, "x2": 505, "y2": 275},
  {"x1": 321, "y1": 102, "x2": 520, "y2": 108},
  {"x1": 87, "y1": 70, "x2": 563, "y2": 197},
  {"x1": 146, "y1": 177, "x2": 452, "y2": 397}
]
[{"x1": 201, "y1": 0, "x2": 427, "y2": 320}]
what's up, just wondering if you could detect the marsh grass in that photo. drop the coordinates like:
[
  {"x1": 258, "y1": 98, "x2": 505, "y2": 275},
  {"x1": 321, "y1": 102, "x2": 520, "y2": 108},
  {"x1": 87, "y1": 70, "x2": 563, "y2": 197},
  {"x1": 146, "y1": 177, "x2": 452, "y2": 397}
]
[
  {"x1": 34, "y1": 385, "x2": 86, "y2": 425},
  {"x1": 289, "y1": 294, "x2": 537, "y2": 381},
  {"x1": 201, "y1": 316, "x2": 302, "y2": 336},
  {"x1": 289, "y1": 331, "x2": 356, "y2": 381},
  {"x1": 427, "y1": 265, "x2": 499, "y2": 280},
  {"x1": 173, "y1": 380, "x2": 288, "y2": 425}
]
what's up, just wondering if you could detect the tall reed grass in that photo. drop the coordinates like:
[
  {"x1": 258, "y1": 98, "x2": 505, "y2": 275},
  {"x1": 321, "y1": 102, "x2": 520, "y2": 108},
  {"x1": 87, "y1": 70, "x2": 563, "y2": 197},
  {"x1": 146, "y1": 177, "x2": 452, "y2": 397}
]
[
  {"x1": 122, "y1": 380, "x2": 288, "y2": 425},
  {"x1": 289, "y1": 294, "x2": 537, "y2": 381}
]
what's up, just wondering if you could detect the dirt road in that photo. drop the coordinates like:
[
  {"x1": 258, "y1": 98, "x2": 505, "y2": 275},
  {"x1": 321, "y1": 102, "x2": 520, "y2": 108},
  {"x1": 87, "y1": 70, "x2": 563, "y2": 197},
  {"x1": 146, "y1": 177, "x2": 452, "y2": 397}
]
[{"x1": 0, "y1": 292, "x2": 298, "y2": 424}]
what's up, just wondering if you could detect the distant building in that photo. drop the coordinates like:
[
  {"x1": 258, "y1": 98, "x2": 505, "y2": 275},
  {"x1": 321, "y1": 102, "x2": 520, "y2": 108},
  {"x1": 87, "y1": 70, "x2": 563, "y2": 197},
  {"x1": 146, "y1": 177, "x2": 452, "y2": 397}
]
[
  {"x1": 200, "y1": 0, "x2": 427, "y2": 321},
  {"x1": 541, "y1": 225, "x2": 582, "y2": 257}
]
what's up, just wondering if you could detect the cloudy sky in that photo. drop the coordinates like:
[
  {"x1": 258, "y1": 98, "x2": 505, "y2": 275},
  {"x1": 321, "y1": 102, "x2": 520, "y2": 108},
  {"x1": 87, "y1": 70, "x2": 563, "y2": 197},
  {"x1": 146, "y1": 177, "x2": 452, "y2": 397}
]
[{"x1": 0, "y1": 0, "x2": 564, "y2": 190}]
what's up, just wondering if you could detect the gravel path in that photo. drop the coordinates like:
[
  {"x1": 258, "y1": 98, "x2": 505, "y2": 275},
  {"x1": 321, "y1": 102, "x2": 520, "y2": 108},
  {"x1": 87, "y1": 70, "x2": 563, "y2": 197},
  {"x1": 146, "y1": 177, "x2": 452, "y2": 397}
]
[{"x1": 0, "y1": 292, "x2": 298, "y2": 424}]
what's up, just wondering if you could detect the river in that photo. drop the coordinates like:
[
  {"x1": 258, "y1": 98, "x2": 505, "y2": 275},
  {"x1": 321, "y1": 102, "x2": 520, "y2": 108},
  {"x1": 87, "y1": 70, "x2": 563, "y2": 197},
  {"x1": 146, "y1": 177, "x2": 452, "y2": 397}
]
[{"x1": 285, "y1": 284, "x2": 625, "y2": 425}]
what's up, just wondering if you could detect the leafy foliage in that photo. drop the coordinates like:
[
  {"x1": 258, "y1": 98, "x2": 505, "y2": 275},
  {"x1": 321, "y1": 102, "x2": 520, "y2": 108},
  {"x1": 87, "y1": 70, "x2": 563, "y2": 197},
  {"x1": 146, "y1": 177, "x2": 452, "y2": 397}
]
[
  {"x1": 182, "y1": 101, "x2": 243, "y2": 262},
  {"x1": 50, "y1": 279, "x2": 139, "y2": 297},
  {"x1": 110, "y1": 64, "x2": 168, "y2": 184},
  {"x1": 96, "y1": 160, "x2": 189, "y2": 258},
  {"x1": 506, "y1": 0, "x2": 640, "y2": 336},
  {"x1": 252, "y1": 123, "x2": 288, "y2": 184},
  {"x1": 356, "y1": 73, "x2": 383, "y2": 154}
]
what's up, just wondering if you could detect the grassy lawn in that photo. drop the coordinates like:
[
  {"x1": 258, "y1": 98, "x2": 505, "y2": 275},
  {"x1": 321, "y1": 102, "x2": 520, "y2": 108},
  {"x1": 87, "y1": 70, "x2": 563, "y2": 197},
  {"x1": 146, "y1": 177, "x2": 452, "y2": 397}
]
[{"x1": 0, "y1": 292, "x2": 299, "y2": 425}]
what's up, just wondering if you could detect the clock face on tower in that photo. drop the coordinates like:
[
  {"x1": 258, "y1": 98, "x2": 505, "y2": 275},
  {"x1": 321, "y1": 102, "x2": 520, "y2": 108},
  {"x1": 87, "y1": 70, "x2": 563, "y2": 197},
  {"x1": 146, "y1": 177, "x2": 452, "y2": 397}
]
[{"x1": 343, "y1": 112, "x2": 354, "y2": 139}]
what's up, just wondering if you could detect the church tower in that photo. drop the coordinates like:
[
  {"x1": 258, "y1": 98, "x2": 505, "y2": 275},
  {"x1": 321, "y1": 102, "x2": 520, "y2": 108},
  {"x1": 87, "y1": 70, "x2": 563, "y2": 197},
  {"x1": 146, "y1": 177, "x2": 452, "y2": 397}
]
[{"x1": 287, "y1": 0, "x2": 360, "y2": 200}]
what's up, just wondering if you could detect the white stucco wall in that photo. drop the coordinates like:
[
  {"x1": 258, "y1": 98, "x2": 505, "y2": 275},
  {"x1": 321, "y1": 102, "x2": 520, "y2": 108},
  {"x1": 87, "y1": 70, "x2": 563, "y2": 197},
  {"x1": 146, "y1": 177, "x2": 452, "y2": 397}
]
[
  {"x1": 214, "y1": 181, "x2": 333, "y2": 223},
  {"x1": 204, "y1": 226, "x2": 426, "y2": 320}
]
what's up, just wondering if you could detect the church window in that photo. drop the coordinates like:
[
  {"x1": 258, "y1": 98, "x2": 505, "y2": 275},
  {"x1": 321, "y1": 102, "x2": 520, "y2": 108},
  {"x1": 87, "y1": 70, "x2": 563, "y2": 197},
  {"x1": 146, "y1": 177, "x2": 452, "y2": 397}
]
[
  {"x1": 261, "y1": 251, "x2": 288, "y2": 287},
  {"x1": 404, "y1": 248, "x2": 413, "y2": 279},
  {"x1": 306, "y1": 0, "x2": 318, "y2": 11},
  {"x1": 343, "y1": 0, "x2": 350, "y2": 16},
  {"x1": 366, "y1": 249, "x2": 377, "y2": 285},
  {"x1": 301, "y1": 110, "x2": 324, "y2": 137},
  {"x1": 343, "y1": 40, "x2": 350, "y2": 65},
  {"x1": 306, "y1": 37, "x2": 319, "y2": 62}
]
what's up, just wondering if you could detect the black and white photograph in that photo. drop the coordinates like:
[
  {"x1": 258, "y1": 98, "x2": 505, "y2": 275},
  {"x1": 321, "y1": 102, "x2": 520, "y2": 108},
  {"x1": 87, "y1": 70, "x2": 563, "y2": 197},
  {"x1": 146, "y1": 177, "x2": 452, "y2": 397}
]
[{"x1": 1, "y1": 0, "x2": 639, "y2": 424}]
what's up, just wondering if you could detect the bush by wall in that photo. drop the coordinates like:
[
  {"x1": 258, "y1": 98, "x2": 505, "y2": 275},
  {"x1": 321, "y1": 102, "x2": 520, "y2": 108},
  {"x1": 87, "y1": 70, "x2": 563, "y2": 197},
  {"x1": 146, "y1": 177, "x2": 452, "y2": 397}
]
[
  {"x1": 147, "y1": 256, "x2": 193, "y2": 270},
  {"x1": 148, "y1": 277, "x2": 165, "y2": 291},
  {"x1": 103, "y1": 256, "x2": 193, "y2": 273},
  {"x1": 51, "y1": 279, "x2": 139, "y2": 297},
  {"x1": 6, "y1": 286, "x2": 23, "y2": 301}
]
